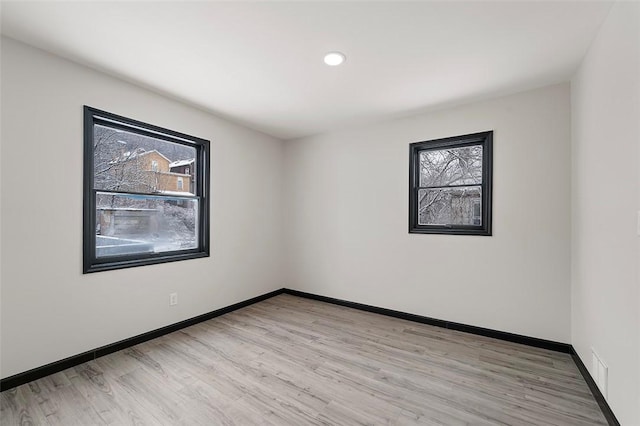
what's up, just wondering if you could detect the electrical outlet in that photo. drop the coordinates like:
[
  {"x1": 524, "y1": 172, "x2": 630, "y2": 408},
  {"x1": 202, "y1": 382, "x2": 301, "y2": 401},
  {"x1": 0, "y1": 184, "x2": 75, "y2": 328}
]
[{"x1": 169, "y1": 293, "x2": 178, "y2": 306}]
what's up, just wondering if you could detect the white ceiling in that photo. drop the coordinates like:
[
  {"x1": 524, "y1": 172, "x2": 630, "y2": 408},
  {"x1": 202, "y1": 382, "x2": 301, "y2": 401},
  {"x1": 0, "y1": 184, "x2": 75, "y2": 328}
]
[{"x1": 1, "y1": 1, "x2": 613, "y2": 140}]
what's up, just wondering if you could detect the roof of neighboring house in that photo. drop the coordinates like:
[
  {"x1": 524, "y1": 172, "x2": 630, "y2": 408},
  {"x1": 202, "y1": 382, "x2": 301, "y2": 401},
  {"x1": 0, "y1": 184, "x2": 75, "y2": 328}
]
[
  {"x1": 157, "y1": 190, "x2": 194, "y2": 197},
  {"x1": 131, "y1": 149, "x2": 171, "y2": 163},
  {"x1": 112, "y1": 148, "x2": 172, "y2": 165},
  {"x1": 154, "y1": 171, "x2": 191, "y2": 177},
  {"x1": 169, "y1": 159, "x2": 195, "y2": 168}
]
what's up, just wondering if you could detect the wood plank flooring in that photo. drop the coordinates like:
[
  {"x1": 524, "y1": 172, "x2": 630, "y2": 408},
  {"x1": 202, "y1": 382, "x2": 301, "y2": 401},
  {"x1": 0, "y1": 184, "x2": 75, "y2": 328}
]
[{"x1": 1, "y1": 294, "x2": 607, "y2": 425}]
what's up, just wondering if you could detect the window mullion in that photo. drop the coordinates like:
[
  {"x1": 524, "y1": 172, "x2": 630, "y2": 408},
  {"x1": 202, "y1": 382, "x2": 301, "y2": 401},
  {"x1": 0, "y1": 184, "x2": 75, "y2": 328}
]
[{"x1": 417, "y1": 183, "x2": 483, "y2": 191}]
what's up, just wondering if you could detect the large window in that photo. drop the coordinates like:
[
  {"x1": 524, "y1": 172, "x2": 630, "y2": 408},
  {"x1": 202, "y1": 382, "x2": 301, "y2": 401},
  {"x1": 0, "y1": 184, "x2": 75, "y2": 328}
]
[
  {"x1": 409, "y1": 131, "x2": 492, "y2": 236},
  {"x1": 83, "y1": 106, "x2": 210, "y2": 273}
]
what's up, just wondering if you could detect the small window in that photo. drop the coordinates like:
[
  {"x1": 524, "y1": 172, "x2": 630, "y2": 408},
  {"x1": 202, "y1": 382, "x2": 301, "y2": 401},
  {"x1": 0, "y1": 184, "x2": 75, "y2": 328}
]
[
  {"x1": 84, "y1": 106, "x2": 210, "y2": 273},
  {"x1": 185, "y1": 167, "x2": 189, "y2": 174},
  {"x1": 409, "y1": 131, "x2": 492, "y2": 236},
  {"x1": 472, "y1": 200, "x2": 481, "y2": 225}
]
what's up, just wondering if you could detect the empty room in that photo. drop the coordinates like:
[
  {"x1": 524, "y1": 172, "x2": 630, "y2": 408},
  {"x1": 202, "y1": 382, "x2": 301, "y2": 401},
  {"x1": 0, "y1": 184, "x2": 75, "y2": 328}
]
[{"x1": 1, "y1": 1, "x2": 638, "y2": 425}]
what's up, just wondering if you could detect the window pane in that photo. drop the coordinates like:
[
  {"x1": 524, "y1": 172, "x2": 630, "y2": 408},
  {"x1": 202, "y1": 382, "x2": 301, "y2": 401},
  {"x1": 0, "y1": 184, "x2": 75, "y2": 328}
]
[
  {"x1": 418, "y1": 186, "x2": 481, "y2": 226},
  {"x1": 419, "y1": 145, "x2": 483, "y2": 187},
  {"x1": 93, "y1": 124, "x2": 197, "y2": 195},
  {"x1": 96, "y1": 192, "x2": 198, "y2": 258}
]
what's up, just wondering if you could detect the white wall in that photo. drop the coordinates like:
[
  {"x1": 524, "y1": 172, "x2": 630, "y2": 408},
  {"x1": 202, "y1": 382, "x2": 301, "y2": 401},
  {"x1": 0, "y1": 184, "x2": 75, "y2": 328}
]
[
  {"x1": 571, "y1": 2, "x2": 640, "y2": 425},
  {"x1": 284, "y1": 84, "x2": 572, "y2": 343},
  {"x1": 0, "y1": 37, "x2": 285, "y2": 379}
]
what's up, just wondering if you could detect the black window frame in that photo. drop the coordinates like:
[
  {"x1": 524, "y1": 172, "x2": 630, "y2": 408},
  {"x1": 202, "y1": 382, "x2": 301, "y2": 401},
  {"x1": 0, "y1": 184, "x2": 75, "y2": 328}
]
[
  {"x1": 83, "y1": 106, "x2": 210, "y2": 273},
  {"x1": 409, "y1": 131, "x2": 493, "y2": 236}
]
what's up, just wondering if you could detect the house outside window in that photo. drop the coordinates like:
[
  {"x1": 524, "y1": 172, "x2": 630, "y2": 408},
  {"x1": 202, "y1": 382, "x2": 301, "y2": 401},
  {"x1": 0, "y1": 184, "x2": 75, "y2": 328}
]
[
  {"x1": 409, "y1": 131, "x2": 493, "y2": 236},
  {"x1": 83, "y1": 106, "x2": 210, "y2": 273}
]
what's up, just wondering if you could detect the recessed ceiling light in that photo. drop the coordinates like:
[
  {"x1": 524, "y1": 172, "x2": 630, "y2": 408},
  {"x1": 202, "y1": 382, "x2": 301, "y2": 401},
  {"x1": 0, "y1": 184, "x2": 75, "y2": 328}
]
[{"x1": 324, "y1": 51, "x2": 346, "y2": 66}]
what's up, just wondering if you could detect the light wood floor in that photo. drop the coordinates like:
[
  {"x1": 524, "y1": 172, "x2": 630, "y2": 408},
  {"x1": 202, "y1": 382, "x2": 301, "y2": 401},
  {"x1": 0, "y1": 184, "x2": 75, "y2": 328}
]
[{"x1": 1, "y1": 294, "x2": 607, "y2": 425}]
